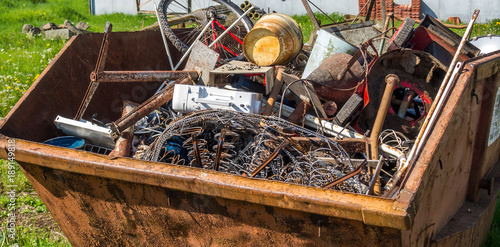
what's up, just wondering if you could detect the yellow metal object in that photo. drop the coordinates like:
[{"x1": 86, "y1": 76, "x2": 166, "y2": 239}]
[{"x1": 243, "y1": 13, "x2": 303, "y2": 66}]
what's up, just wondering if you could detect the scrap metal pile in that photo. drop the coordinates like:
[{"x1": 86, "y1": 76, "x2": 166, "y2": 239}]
[{"x1": 46, "y1": 1, "x2": 489, "y2": 198}]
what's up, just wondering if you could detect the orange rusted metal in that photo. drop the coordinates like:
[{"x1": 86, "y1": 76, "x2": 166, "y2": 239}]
[
  {"x1": 0, "y1": 31, "x2": 499, "y2": 246},
  {"x1": 92, "y1": 70, "x2": 198, "y2": 83},
  {"x1": 109, "y1": 101, "x2": 137, "y2": 158},
  {"x1": 243, "y1": 13, "x2": 303, "y2": 66}
]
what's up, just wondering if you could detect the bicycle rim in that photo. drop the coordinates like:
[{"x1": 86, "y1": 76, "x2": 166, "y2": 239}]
[{"x1": 158, "y1": 0, "x2": 254, "y2": 60}]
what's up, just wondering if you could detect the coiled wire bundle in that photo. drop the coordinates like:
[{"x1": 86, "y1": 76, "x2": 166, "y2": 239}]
[{"x1": 140, "y1": 110, "x2": 368, "y2": 193}]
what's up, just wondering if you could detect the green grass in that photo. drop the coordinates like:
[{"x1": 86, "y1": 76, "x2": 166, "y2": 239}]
[
  {"x1": 0, "y1": 0, "x2": 157, "y2": 118},
  {"x1": 1, "y1": 222, "x2": 71, "y2": 247},
  {"x1": 0, "y1": 0, "x2": 500, "y2": 246},
  {"x1": 483, "y1": 198, "x2": 500, "y2": 246},
  {"x1": 292, "y1": 12, "x2": 345, "y2": 42}
]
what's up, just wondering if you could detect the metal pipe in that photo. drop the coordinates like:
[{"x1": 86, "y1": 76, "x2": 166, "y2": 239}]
[
  {"x1": 408, "y1": 62, "x2": 463, "y2": 166},
  {"x1": 405, "y1": 10, "x2": 479, "y2": 170},
  {"x1": 92, "y1": 71, "x2": 198, "y2": 83},
  {"x1": 154, "y1": 2, "x2": 174, "y2": 71},
  {"x1": 369, "y1": 74, "x2": 399, "y2": 195},
  {"x1": 109, "y1": 101, "x2": 137, "y2": 158},
  {"x1": 370, "y1": 74, "x2": 399, "y2": 159},
  {"x1": 301, "y1": 0, "x2": 321, "y2": 30},
  {"x1": 367, "y1": 156, "x2": 384, "y2": 195},
  {"x1": 208, "y1": 5, "x2": 255, "y2": 48}
]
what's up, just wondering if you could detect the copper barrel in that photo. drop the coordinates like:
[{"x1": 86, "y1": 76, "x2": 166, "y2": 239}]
[{"x1": 243, "y1": 13, "x2": 303, "y2": 66}]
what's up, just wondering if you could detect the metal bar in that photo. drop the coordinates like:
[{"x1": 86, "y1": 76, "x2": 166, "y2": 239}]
[
  {"x1": 208, "y1": 5, "x2": 255, "y2": 48},
  {"x1": 350, "y1": 0, "x2": 371, "y2": 24},
  {"x1": 380, "y1": 0, "x2": 386, "y2": 28},
  {"x1": 322, "y1": 160, "x2": 367, "y2": 189},
  {"x1": 75, "y1": 22, "x2": 112, "y2": 121},
  {"x1": 367, "y1": 156, "x2": 384, "y2": 195},
  {"x1": 109, "y1": 101, "x2": 137, "y2": 158},
  {"x1": 219, "y1": 43, "x2": 238, "y2": 57},
  {"x1": 369, "y1": 74, "x2": 399, "y2": 195},
  {"x1": 301, "y1": 0, "x2": 321, "y2": 30},
  {"x1": 365, "y1": 0, "x2": 376, "y2": 21},
  {"x1": 111, "y1": 75, "x2": 196, "y2": 137},
  {"x1": 287, "y1": 100, "x2": 311, "y2": 125},
  {"x1": 251, "y1": 141, "x2": 288, "y2": 177},
  {"x1": 263, "y1": 67, "x2": 284, "y2": 115},
  {"x1": 94, "y1": 71, "x2": 198, "y2": 83},
  {"x1": 405, "y1": 10, "x2": 480, "y2": 173},
  {"x1": 154, "y1": 2, "x2": 174, "y2": 70},
  {"x1": 378, "y1": 12, "x2": 392, "y2": 53},
  {"x1": 397, "y1": 90, "x2": 415, "y2": 118}
]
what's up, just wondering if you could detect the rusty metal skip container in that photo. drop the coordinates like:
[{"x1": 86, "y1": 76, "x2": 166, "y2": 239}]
[{"x1": 243, "y1": 13, "x2": 303, "y2": 66}]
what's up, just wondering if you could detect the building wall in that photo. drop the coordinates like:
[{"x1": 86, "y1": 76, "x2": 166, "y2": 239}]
[
  {"x1": 231, "y1": 0, "x2": 359, "y2": 17},
  {"x1": 231, "y1": 0, "x2": 497, "y2": 23},
  {"x1": 421, "y1": 0, "x2": 499, "y2": 23},
  {"x1": 90, "y1": 0, "x2": 138, "y2": 15},
  {"x1": 95, "y1": 0, "x2": 499, "y2": 23}
]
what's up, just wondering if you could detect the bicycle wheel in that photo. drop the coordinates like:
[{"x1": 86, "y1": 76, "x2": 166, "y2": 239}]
[{"x1": 157, "y1": 0, "x2": 254, "y2": 60}]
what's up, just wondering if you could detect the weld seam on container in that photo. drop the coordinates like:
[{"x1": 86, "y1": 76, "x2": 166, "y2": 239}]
[{"x1": 243, "y1": 13, "x2": 303, "y2": 66}]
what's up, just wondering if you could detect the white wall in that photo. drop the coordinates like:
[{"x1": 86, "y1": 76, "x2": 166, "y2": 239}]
[
  {"x1": 95, "y1": 0, "x2": 500, "y2": 24},
  {"x1": 421, "y1": 0, "x2": 499, "y2": 23},
  {"x1": 90, "y1": 0, "x2": 138, "y2": 15},
  {"x1": 232, "y1": 0, "x2": 360, "y2": 16}
]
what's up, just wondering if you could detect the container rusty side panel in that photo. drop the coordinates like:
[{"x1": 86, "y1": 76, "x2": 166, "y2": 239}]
[
  {"x1": 467, "y1": 53, "x2": 500, "y2": 201},
  {"x1": 17, "y1": 162, "x2": 402, "y2": 247},
  {"x1": 431, "y1": 160, "x2": 500, "y2": 246},
  {"x1": 399, "y1": 51, "x2": 500, "y2": 246},
  {"x1": 0, "y1": 29, "x2": 413, "y2": 233},
  {"x1": 0, "y1": 30, "x2": 182, "y2": 142}
]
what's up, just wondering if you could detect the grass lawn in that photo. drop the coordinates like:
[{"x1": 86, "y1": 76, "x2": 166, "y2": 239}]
[{"x1": 0, "y1": 0, "x2": 499, "y2": 246}]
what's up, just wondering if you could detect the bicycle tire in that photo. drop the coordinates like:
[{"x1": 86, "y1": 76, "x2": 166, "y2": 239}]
[{"x1": 157, "y1": 0, "x2": 253, "y2": 57}]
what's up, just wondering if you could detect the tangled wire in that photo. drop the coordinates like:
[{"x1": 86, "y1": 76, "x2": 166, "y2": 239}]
[{"x1": 139, "y1": 110, "x2": 368, "y2": 193}]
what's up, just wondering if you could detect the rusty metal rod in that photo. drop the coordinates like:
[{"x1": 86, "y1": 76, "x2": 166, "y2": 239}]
[
  {"x1": 191, "y1": 135, "x2": 203, "y2": 168},
  {"x1": 350, "y1": 0, "x2": 371, "y2": 24},
  {"x1": 75, "y1": 22, "x2": 112, "y2": 121},
  {"x1": 92, "y1": 70, "x2": 198, "y2": 83},
  {"x1": 301, "y1": 0, "x2": 320, "y2": 30},
  {"x1": 111, "y1": 75, "x2": 196, "y2": 137},
  {"x1": 287, "y1": 100, "x2": 312, "y2": 125},
  {"x1": 251, "y1": 141, "x2": 287, "y2": 177},
  {"x1": 322, "y1": 160, "x2": 367, "y2": 189},
  {"x1": 214, "y1": 129, "x2": 226, "y2": 171},
  {"x1": 404, "y1": 10, "x2": 480, "y2": 180},
  {"x1": 109, "y1": 101, "x2": 138, "y2": 158},
  {"x1": 378, "y1": 12, "x2": 392, "y2": 53},
  {"x1": 369, "y1": 74, "x2": 399, "y2": 195},
  {"x1": 263, "y1": 67, "x2": 284, "y2": 116}
]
